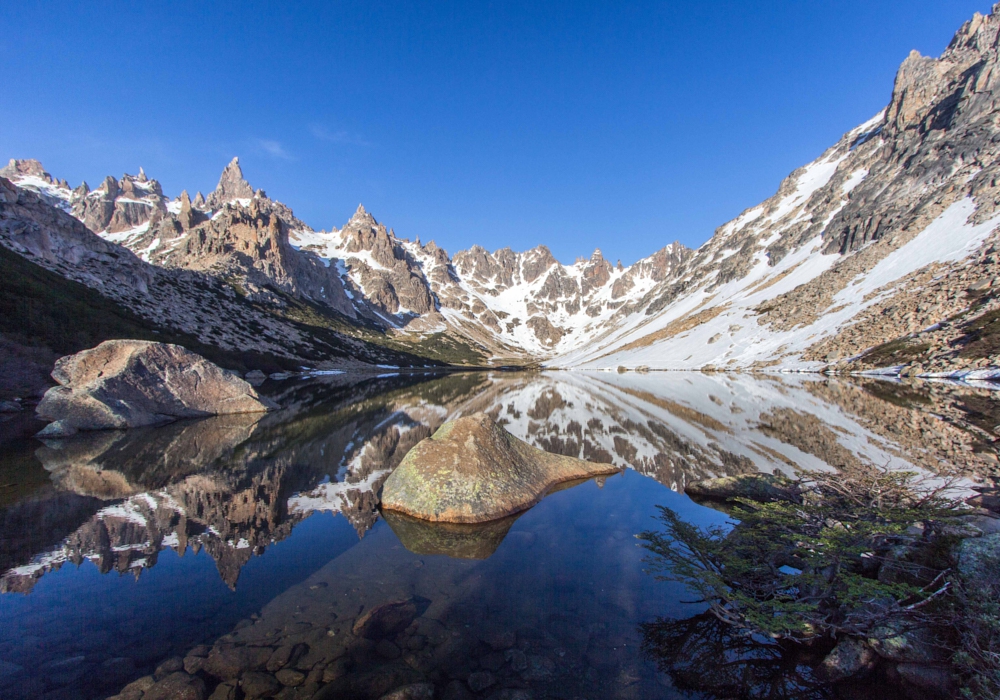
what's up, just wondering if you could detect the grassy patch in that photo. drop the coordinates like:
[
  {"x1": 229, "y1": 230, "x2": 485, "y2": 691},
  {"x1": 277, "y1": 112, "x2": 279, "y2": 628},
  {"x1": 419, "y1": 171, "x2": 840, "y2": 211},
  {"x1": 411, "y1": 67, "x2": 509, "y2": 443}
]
[{"x1": 392, "y1": 332, "x2": 487, "y2": 366}]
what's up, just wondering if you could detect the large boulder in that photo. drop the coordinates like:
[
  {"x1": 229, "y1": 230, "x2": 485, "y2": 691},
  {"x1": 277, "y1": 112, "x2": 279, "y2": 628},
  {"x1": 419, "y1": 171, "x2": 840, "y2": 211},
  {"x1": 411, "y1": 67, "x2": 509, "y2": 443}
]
[
  {"x1": 380, "y1": 414, "x2": 619, "y2": 523},
  {"x1": 36, "y1": 340, "x2": 276, "y2": 437}
]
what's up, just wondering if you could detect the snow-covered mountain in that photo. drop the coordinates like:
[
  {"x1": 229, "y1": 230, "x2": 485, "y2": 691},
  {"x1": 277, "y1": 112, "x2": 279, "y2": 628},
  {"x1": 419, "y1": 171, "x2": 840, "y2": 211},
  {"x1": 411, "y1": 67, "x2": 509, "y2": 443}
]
[
  {"x1": 2, "y1": 155, "x2": 692, "y2": 363},
  {"x1": 5, "y1": 5, "x2": 1000, "y2": 374},
  {"x1": 553, "y1": 7, "x2": 1000, "y2": 375}
]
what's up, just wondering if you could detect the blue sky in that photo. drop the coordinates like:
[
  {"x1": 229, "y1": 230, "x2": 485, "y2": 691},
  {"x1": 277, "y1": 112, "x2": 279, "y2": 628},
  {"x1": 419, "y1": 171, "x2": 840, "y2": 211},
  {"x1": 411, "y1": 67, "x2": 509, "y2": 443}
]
[{"x1": 1, "y1": 1, "x2": 991, "y2": 264}]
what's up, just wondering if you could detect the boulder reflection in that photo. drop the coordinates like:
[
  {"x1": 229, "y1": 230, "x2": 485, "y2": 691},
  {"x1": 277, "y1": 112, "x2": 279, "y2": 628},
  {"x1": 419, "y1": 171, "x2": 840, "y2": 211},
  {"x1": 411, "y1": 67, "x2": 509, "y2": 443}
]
[{"x1": 382, "y1": 509, "x2": 523, "y2": 559}]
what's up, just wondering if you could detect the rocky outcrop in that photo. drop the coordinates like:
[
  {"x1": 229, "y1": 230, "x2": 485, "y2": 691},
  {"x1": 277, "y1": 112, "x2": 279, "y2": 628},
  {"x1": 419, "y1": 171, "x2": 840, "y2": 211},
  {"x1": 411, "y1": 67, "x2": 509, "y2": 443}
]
[
  {"x1": 380, "y1": 414, "x2": 619, "y2": 523},
  {"x1": 206, "y1": 157, "x2": 254, "y2": 210},
  {"x1": 815, "y1": 637, "x2": 878, "y2": 682},
  {"x1": 35, "y1": 340, "x2": 276, "y2": 436},
  {"x1": 0, "y1": 177, "x2": 434, "y2": 370}
]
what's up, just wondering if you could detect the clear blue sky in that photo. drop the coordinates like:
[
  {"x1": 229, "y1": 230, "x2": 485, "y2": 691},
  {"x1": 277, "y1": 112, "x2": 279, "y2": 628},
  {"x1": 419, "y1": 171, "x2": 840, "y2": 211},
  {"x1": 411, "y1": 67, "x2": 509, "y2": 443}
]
[{"x1": 1, "y1": 1, "x2": 990, "y2": 264}]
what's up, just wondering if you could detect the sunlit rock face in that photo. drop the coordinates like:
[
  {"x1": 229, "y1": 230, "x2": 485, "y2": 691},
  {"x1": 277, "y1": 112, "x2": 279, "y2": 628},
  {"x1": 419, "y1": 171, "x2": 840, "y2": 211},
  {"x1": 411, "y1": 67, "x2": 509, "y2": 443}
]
[
  {"x1": 0, "y1": 177, "x2": 424, "y2": 370},
  {"x1": 381, "y1": 414, "x2": 618, "y2": 523},
  {"x1": 35, "y1": 340, "x2": 276, "y2": 437}
]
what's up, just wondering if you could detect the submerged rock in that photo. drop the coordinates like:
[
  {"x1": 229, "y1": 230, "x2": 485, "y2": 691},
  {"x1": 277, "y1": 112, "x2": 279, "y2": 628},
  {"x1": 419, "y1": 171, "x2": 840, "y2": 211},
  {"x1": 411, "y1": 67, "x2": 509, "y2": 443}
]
[
  {"x1": 815, "y1": 637, "x2": 877, "y2": 682},
  {"x1": 35, "y1": 340, "x2": 276, "y2": 437},
  {"x1": 143, "y1": 672, "x2": 206, "y2": 700},
  {"x1": 353, "y1": 599, "x2": 421, "y2": 639},
  {"x1": 380, "y1": 414, "x2": 619, "y2": 523},
  {"x1": 379, "y1": 684, "x2": 435, "y2": 700}
]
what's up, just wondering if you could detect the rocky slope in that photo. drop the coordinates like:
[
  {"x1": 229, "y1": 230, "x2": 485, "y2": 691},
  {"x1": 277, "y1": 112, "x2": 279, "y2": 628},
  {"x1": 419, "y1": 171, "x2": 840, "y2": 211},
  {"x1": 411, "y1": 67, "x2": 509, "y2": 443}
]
[
  {"x1": 6, "y1": 6, "x2": 1000, "y2": 375},
  {"x1": 2, "y1": 156, "x2": 692, "y2": 365},
  {"x1": 552, "y1": 5, "x2": 1000, "y2": 375},
  {"x1": 0, "y1": 173, "x2": 440, "y2": 395}
]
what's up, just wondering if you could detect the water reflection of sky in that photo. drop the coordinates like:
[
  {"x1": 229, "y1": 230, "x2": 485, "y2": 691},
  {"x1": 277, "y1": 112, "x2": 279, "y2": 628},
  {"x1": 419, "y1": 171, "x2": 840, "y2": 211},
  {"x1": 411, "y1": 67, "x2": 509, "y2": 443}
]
[{"x1": 0, "y1": 371, "x2": 995, "y2": 699}]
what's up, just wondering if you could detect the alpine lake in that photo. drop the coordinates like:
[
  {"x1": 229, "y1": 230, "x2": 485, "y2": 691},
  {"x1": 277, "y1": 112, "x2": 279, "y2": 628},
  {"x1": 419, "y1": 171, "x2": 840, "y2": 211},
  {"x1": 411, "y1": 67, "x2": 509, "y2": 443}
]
[{"x1": 0, "y1": 370, "x2": 997, "y2": 700}]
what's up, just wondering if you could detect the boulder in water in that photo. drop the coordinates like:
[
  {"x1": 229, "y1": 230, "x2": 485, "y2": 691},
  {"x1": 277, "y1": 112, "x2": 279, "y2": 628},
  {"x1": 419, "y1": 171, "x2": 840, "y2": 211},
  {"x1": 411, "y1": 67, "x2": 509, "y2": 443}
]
[
  {"x1": 380, "y1": 414, "x2": 619, "y2": 523},
  {"x1": 35, "y1": 340, "x2": 276, "y2": 437}
]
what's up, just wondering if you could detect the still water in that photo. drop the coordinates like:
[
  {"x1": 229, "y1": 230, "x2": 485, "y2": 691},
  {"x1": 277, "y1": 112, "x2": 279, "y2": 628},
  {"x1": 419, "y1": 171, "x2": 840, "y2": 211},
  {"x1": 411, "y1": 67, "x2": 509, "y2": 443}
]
[{"x1": 0, "y1": 371, "x2": 996, "y2": 700}]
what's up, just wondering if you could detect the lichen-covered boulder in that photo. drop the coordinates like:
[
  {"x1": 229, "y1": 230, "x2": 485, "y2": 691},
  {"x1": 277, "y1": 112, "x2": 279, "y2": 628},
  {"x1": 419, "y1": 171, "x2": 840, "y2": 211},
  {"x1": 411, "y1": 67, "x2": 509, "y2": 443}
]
[
  {"x1": 36, "y1": 340, "x2": 276, "y2": 437},
  {"x1": 380, "y1": 414, "x2": 619, "y2": 523}
]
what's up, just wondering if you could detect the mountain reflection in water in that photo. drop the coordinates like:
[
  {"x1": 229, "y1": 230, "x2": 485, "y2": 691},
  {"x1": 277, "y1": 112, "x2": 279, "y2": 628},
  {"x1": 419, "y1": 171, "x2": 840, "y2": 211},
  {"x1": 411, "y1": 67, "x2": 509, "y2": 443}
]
[{"x1": 0, "y1": 371, "x2": 995, "y2": 699}]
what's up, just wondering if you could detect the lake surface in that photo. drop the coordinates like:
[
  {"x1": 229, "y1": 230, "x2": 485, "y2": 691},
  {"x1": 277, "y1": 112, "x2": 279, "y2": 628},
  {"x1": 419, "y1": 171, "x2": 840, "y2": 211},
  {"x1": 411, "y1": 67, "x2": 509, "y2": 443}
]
[{"x1": 0, "y1": 371, "x2": 996, "y2": 700}]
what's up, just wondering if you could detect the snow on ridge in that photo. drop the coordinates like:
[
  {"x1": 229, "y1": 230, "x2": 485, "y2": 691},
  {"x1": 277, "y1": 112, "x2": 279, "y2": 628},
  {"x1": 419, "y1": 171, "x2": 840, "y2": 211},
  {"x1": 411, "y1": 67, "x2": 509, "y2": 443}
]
[
  {"x1": 557, "y1": 196, "x2": 1000, "y2": 371},
  {"x1": 99, "y1": 222, "x2": 151, "y2": 244}
]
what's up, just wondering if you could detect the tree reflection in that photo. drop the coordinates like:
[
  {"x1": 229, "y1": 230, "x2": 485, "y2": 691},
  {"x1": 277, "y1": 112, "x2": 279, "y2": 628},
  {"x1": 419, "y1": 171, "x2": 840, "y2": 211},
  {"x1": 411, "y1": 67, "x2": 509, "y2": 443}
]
[{"x1": 641, "y1": 612, "x2": 832, "y2": 699}]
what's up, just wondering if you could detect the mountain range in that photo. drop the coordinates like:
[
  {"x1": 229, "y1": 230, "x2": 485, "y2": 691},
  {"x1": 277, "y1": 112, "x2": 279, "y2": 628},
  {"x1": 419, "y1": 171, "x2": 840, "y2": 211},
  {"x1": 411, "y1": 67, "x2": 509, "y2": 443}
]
[{"x1": 3, "y1": 4, "x2": 1000, "y2": 388}]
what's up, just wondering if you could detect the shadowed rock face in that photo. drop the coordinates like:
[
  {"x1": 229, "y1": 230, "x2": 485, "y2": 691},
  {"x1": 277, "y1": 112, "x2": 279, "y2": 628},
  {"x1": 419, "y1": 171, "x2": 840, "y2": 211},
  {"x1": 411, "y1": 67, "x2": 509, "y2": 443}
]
[
  {"x1": 380, "y1": 413, "x2": 619, "y2": 523},
  {"x1": 36, "y1": 340, "x2": 276, "y2": 436}
]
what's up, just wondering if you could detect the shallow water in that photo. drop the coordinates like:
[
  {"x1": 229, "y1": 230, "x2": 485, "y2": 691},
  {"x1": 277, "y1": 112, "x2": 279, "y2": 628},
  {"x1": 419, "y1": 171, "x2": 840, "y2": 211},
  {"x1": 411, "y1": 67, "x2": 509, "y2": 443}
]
[{"x1": 0, "y1": 371, "x2": 996, "y2": 699}]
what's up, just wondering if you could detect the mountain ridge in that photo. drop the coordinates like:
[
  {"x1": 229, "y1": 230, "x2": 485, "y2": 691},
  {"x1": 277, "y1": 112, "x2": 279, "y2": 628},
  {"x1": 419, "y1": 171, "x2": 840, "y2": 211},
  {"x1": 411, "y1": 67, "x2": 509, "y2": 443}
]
[{"x1": 4, "y1": 4, "x2": 1000, "y2": 379}]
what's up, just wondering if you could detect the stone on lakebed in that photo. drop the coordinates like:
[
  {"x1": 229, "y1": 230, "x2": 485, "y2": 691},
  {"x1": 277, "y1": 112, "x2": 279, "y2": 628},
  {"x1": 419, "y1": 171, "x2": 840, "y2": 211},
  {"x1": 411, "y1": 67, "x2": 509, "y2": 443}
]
[
  {"x1": 35, "y1": 340, "x2": 277, "y2": 437},
  {"x1": 380, "y1": 413, "x2": 619, "y2": 523}
]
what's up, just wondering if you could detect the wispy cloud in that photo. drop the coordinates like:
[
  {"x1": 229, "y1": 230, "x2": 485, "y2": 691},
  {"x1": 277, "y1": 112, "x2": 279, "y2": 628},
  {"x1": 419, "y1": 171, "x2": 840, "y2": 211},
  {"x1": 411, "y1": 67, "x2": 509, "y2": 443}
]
[
  {"x1": 253, "y1": 138, "x2": 294, "y2": 160},
  {"x1": 310, "y1": 124, "x2": 371, "y2": 147}
]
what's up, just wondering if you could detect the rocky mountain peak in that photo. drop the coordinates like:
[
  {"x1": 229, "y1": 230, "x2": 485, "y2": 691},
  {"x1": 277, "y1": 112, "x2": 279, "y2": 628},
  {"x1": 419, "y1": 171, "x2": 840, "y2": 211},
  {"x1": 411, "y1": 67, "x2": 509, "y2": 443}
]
[
  {"x1": 99, "y1": 175, "x2": 119, "y2": 198},
  {"x1": 349, "y1": 203, "x2": 377, "y2": 227},
  {"x1": 137, "y1": 166, "x2": 147, "y2": 183},
  {"x1": 885, "y1": 6, "x2": 1000, "y2": 141},
  {"x1": 193, "y1": 191, "x2": 206, "y2": 208},
  {"x1": 521, "y1": 245, "x2": 557, "y2": 283},
  {"x1": 0, "y1": 158, "x2": 53, "y2": 183},
  {"x1": 207, "y1": 157, "x2": 254, "y2": 209}
]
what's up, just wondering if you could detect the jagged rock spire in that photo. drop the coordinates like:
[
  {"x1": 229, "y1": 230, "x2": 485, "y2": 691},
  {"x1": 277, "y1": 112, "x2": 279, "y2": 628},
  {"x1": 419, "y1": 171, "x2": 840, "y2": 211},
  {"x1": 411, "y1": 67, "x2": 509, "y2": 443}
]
[
  {"x1": 207, "y1": 157, "x2": 254, "y2": 209},
  {"x1": 137, "y1": 167, "x2": 147, "y2": 183},
  {"x1": 349, "y1": 203, "x2": 376, "y2": 226}
]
